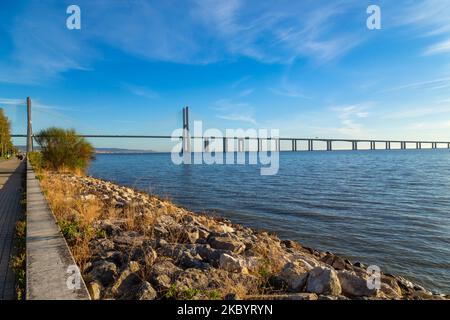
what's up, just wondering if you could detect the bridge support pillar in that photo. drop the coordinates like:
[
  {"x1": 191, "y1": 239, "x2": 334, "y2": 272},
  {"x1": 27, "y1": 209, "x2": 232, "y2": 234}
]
[
  {"x1": 326, "y1": 140, "x2": 332, "y2": 151},
  {"x1": 352, "y1": 141, "x2": 358, "y2": 150},
  {"x1": 448, "y1": 143, "x2": 450, "y2": 149},
  {"x1": 385, "y1": 141, "x2": 390, "y2": 150},
  {"x1": 370, "y1": 141, "x2": 375, "y2": 150},
  {"x1": 238, "y1": 138, "x2": 244, "y2": 152},
  {"x1": 308, "y1": 140, "x2": 313, "y2": 151},
  {"x1": 223, "y1": 137, "x2": 227, "y2": 152},
  {"x1": 182, "y1": 106, "x2": 190, "y2": 154},
  {"x1": 26, "y1": 97, "x2": 33, "y2": 155}
]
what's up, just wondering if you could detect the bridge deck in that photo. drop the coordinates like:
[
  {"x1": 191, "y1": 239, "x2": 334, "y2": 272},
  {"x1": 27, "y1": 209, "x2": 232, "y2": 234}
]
[{"x1": 0, "y1": 159, "x2": 24, "y2": 300}]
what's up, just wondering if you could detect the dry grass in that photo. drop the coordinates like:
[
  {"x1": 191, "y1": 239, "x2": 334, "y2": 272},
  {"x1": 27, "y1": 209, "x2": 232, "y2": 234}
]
[{"x1": 39, "y1": 172, "x2": 102, "y2": 269}]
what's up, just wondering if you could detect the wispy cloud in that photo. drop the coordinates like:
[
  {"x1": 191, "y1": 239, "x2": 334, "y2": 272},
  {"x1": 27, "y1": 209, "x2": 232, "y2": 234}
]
[
  {"x1": 382, "y1": 77, "x2": 450, "y2": 93},
  {"x1": 0, "y1": 0, "x2": 367, "y2": 84},
  {"x1": 394, "y1": 1, "x2": 450, "y2": 37},
  {"x1": 269, "y1": 87, "x2": 309, "y2": 99},
  {"x1": 217, "y1": 114, "x2": 256, "y2": 125},
  {"x1": 237, "y1": 89, "x2": 254, "y2": 97},
  {"x1": 121, "y1": 83, "x2": 159, "y2": 99},
  {"x1": 332, "y1": 103, "x2": 371, "y2": 136},
  {"x1": 231, "y1": 76, "x2": 251, "y2": 89},
  {"x1": 211, "y1": 98, "x2": 256, "y2": 125},
  {"x1": 424, "y1": 39, "x2": 450, "y2": 55},
  {"x1": 385, "y1": 105, "x2": 450, "y2": 119},
  {"x1": 0, "y1": 98, "x2": 26, "y2": 106}
]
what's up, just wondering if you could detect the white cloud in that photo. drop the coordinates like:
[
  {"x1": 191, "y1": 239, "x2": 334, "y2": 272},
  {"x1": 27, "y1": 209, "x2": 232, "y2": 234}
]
[
  {"x1": 332, "y1": 103, "x2": 372, "y2": 136},
  {"x1": 424, "y1": 39, "x2": 450, "y2": 55},
  {"x1": 217, "y1": 114, "x2": 256, "y2": 125},
  {"x1": 0, "y1": 0, "x2": 367, "y2": 84},
  {"x1": 269, "y1": 87, "x2": 309, "y2": 99},
  {"x1": 382, "y1": 77, "x2": 450, "y2": 93},
  {"x1": 211, "y1": 97, "x2": 256, "y2": 125},
  {"x1": 121, "y1": 83, "x2": 158, "y2": 99},
  {"x1": 0, "y1": 98, "x2": 26, "y2": 106}
]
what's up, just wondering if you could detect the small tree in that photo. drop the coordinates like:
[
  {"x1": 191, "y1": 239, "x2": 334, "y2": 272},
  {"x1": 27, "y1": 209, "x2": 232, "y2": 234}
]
[
  {"x1": 0, "y1": 108, "x2": 13, "y2": 158},
  {"x1": 34, "y1": 127, "x2": 94, "y2": 173}
]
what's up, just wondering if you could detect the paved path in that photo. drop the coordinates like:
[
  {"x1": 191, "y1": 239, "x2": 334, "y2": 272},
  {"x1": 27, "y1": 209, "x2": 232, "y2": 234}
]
[
  {"x1": 0, "y1": 159, "x2": 24, "y2": 300},
  {"x1": 26, "y1": 161, "x2": 90, "y2": 300}
]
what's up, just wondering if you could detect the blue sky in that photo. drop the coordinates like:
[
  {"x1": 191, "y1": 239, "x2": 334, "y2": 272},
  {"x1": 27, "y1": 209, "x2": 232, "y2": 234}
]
[{"x1": 1, "y1": 0, "x2": 450, "y2": 150}]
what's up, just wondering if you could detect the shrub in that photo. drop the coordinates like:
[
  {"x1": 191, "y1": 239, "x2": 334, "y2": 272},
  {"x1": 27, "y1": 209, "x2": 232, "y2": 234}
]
[
  {"x1": 34, "y1": 127, "x2": 94, "y2": 173},
  {"x1": 28, "y1": 151, "x2": 43, "y2": 171}
]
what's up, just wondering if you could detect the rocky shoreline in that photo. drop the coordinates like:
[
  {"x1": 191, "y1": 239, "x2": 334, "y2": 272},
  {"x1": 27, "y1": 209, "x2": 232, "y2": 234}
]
[{"x1": 41, "y1": 172, "x2": 448, "y2": 300}]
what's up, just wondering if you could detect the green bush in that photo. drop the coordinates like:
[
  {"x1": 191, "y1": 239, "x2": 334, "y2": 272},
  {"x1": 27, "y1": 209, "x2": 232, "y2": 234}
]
[
  {"x1": 58, "y1": 219, "x2": 82, "y2": 240},
  {"x1": 34, "y1": 127, "x2": 94, "y2": 172},
  {"x1": 28, "y1": 151, "x2": 43, "y2": 171}
]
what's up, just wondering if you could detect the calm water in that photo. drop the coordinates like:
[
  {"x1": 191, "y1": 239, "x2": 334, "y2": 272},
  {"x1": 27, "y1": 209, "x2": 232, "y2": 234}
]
[{"x1": 88, "y1": 150, "x2": 450, "y2": 293}]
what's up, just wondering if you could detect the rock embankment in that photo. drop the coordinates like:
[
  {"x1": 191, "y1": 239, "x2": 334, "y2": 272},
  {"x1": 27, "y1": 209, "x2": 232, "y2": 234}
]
[{"x1": 45, "y1": 173, "x2": 448, "y2": 300}]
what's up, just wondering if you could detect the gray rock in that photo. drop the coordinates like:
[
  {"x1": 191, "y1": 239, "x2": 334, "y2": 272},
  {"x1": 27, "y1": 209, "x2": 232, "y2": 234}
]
[
  {"x1": 208, "y1": 236, "x2": 245, "y2": 253},
  {"x1": 87, "y1": 280, "x2": 102, "y2": 300},
  {"x1": 150, "y1": 259, "x2": 182, "y2": 289},
  {"x1": 306, "y1": 267, "x2": 342, "y2": 295},
  {"x1": 174, "y1": 268, "x2": 209, "y2": 292},
  {"x1": 278, "y1": 262, "x2": 309, "y2": 292},
  {"x1": 219, "y1": 253, "x2": 249, "y2": 274},
  {"x1": 121, "y1": 281, "x2": 157, "y2": 300},
  {"x1": 337, "y1": 270, "x2": 377, "y2": 297},
  {"x1": 321, "y1": 254, "x2": 348, "y2": 270},
  {"x1": 195, "y1": 244, "x2": 224, "y2": 264},
  {"x1": 87, "y1": 260, "x2": 118, "y2": 286},
  {"x1": 183, "y1": 227, "x2": 199, "y2": 244},
  {"x1": 111, "y1": 261, "x2": 141, "y2": 297}
]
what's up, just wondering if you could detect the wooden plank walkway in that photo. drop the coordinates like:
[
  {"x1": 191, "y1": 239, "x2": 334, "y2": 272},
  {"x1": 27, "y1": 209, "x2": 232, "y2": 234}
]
[{"x1": 0, "y1": 159, "x2": 24, "y2": 300}]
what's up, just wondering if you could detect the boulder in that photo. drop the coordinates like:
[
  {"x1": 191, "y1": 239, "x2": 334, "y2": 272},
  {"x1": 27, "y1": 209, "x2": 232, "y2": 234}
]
[
  {"x1": 337, "y1": 270, "x2": 377, "y2": 297},
  {"x1": 150, "y1": 259, "x2": 182, "y2": 289},
  {"x1": 321, "y1": 254, "x2": 348, "y2": 270},
  {"x1": 208, "y1": 236, "x2": 245, "y2": 253},
  {"x1": 278, "y1": 261, "x2": 310, "y2": 292},
  {"x1": 121, "y1": 281, "x2": 157, "y2": 300},
  {"x1": 381, "y1": 275, "x2": 402, "y2": 296},
  {"x1": 131, "y1": 242, "x2": 158, "y2": 265},
  {"x1": 182, "y1": 227, "x2": 200, "y2": 244},
  {"x1": 219, "y1": 253, "x2": 249, "y2": 274},
  {"x1": 195, "y1": 244, "x2": 223, "y2": 264},
  {"x1": 174, "y1": 268, "x2": 210, "y2": 292},
  {"x1": 111, "y1": 261, "x2": 141, "y2": 297},
  {"x1": 380, "y1": 283, "x2": 401, "y2": 299},
  {"x1": 87, "y1": 260, "x2": 118, "y2": 286},
  {"x1": 153, "y1": 274, "x2": 172, "y2": 290},
  {"x1": 306, "y1": 267, "x2": 342, "y2": 295},
  {"x1": 87, "y1": 281, "x2": 102, "y2": 300}
]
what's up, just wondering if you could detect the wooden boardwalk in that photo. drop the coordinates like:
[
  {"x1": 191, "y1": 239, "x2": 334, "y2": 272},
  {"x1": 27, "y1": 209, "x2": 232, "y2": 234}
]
[{"x1": 0, "y1": 159, "x2": 24, "y2": 300}]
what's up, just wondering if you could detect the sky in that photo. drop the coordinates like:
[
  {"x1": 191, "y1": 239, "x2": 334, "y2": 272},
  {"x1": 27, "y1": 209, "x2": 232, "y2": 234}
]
[{"x1": 1, "y1": 0, "x2": 450, "y2": 151}]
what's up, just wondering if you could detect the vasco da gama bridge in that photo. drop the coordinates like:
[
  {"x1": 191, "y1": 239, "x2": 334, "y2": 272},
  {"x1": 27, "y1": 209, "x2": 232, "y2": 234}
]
[{"x1": 11, "y1": 98, "x2": 450, "y2": 153}]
